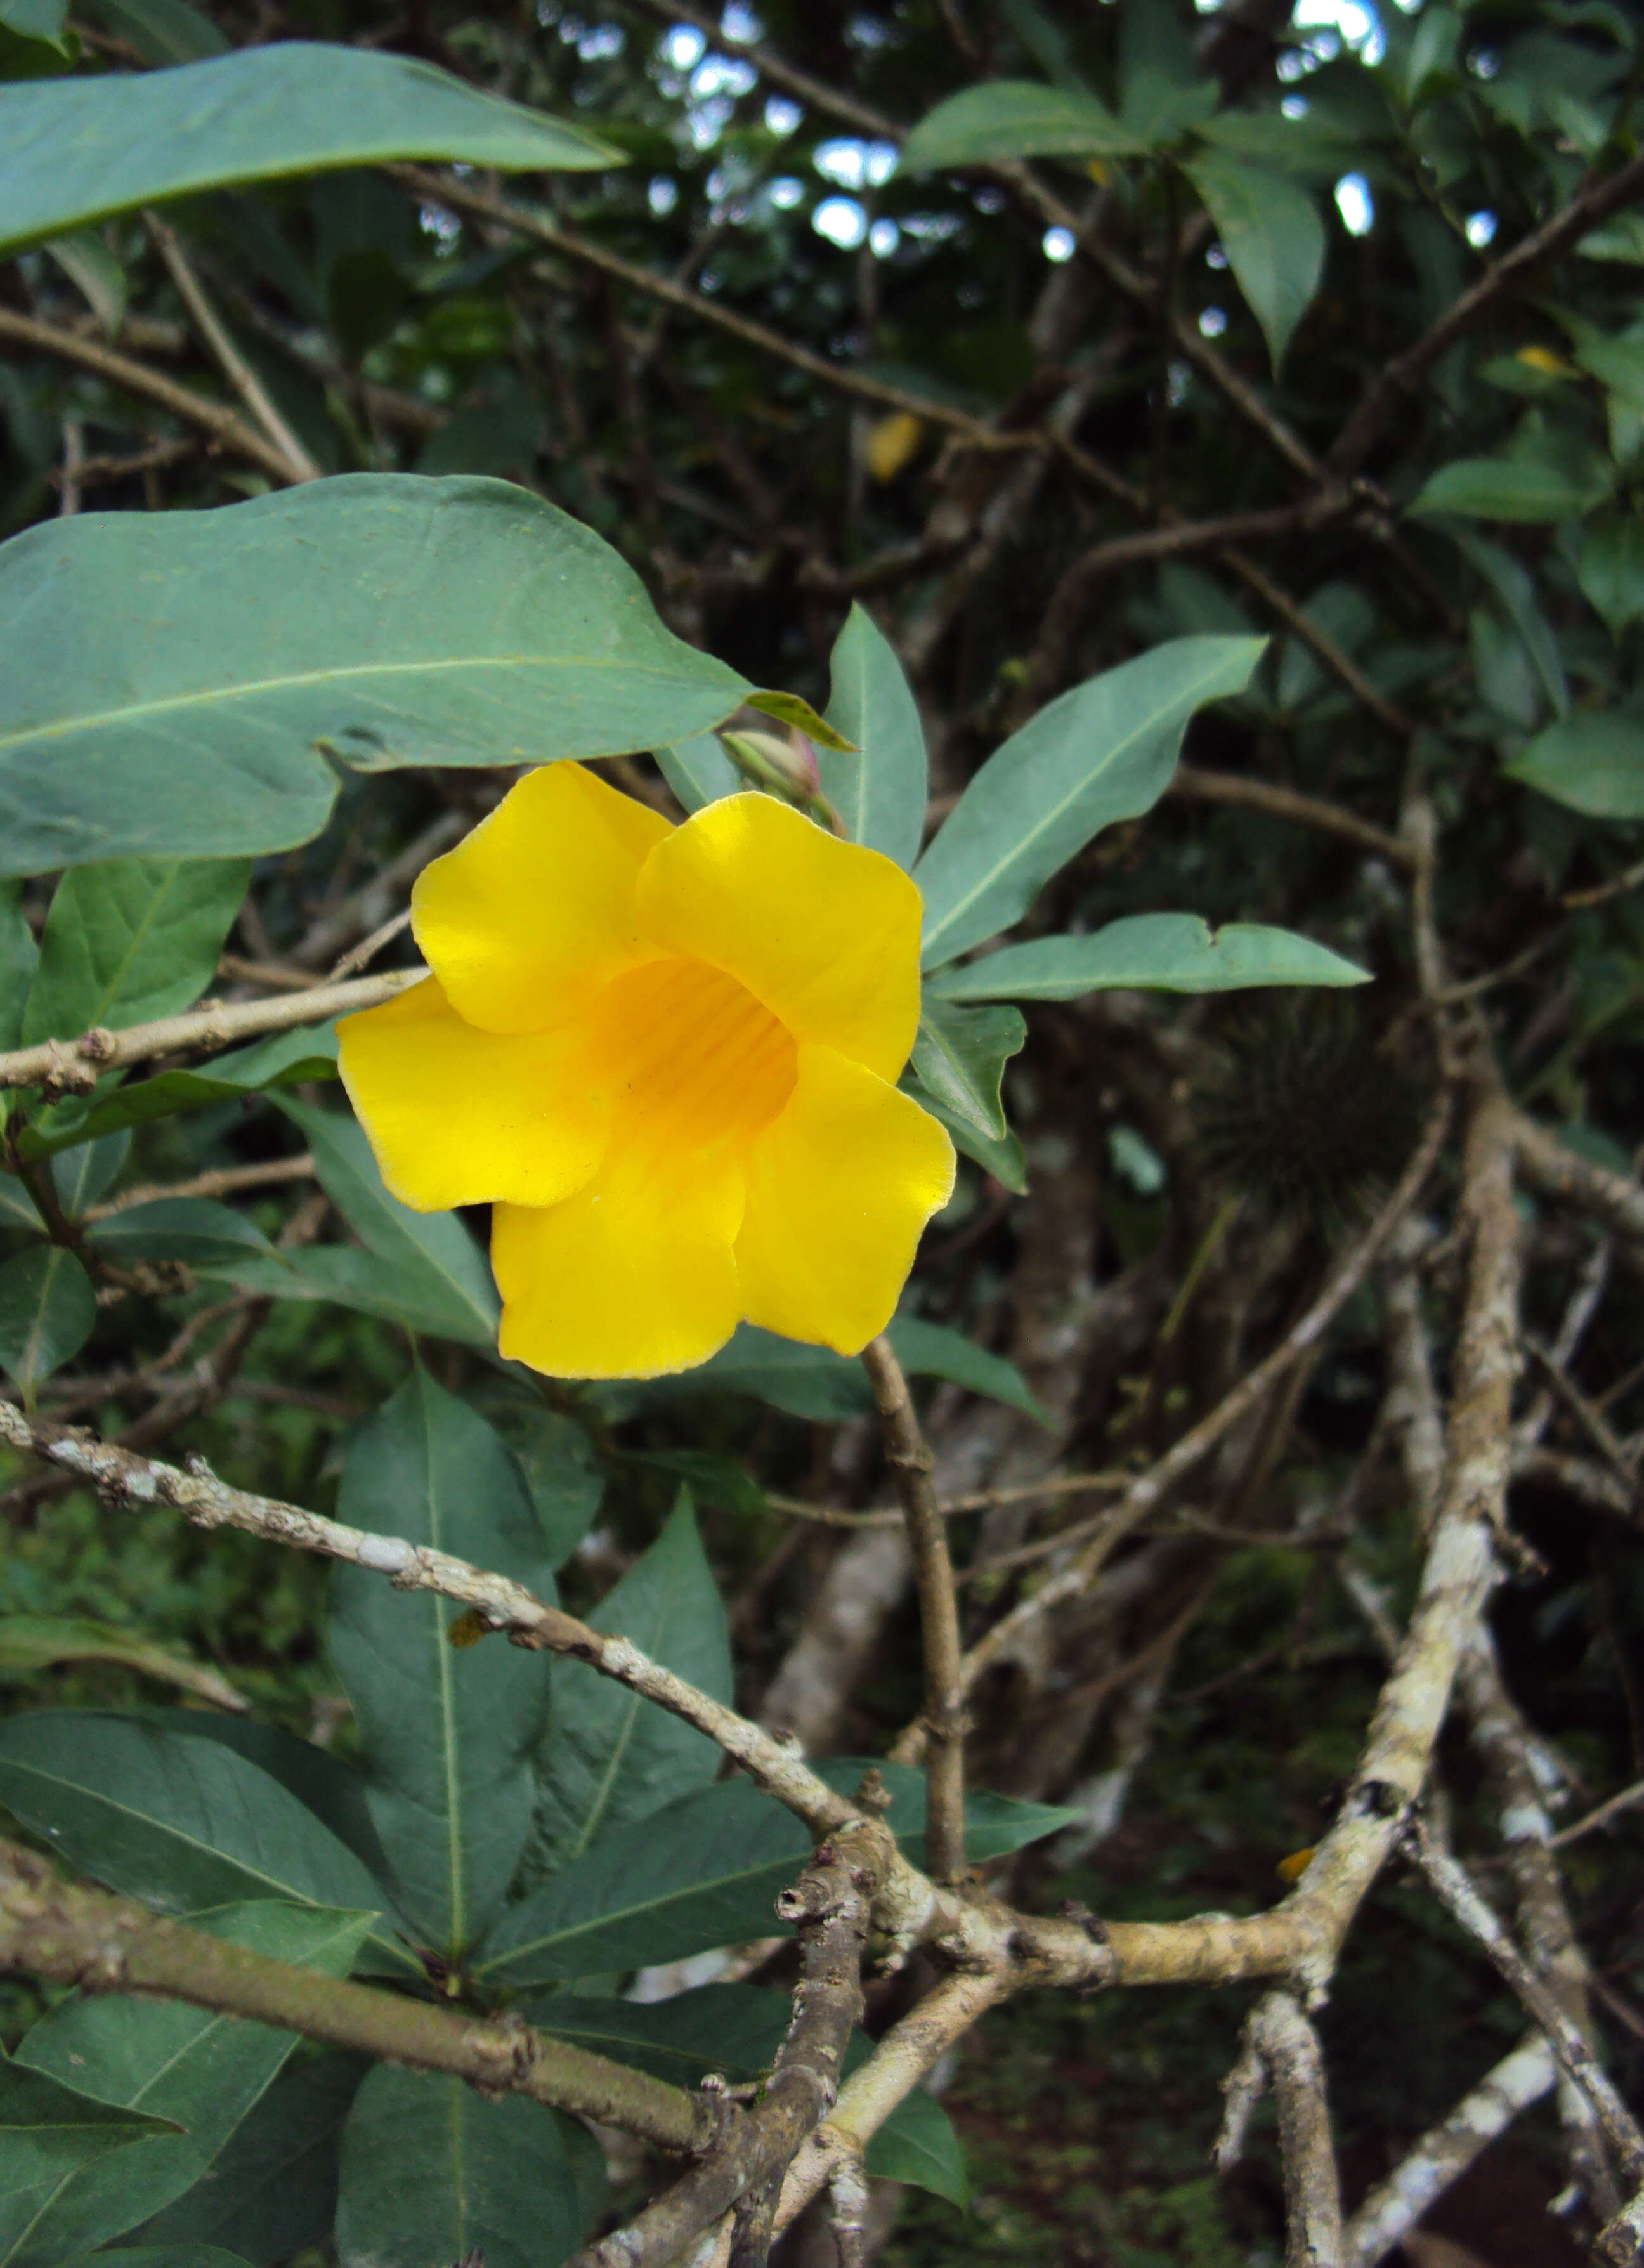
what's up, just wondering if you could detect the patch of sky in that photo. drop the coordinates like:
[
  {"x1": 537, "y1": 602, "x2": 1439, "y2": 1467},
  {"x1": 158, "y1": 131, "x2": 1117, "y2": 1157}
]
[
  {"x1": 420, "y1": 204, "x2": 460, "y2": 246},
  {"x1": 767, "y1": 176, "x2": 806, "y2": 211},
  {"x1": 765, "y1": 94, "x2": 802, "y2": 134},
  {"x1": 693, "y1": 53, "x2": 757, "y2": 97},
  {"x1": 901, "y1": 212, "x2": 962, "y2": 243},
  {"x1": 1470, "y1": 47, "x2": 1500, "y2": 78},
  {"x1": 688, "y1": 95, "x2": 735, "y2": 147},
  {"x1": 721, "y1": 1, "x2": 763, "y2": 38},
  {"x1": 870, "y1": 218, "x2": 900, "y2": 257},
  {"x1": 1466, "y1": 210, "x2": 1497, "y2": 248},
  {"x1": 662, "y1": 24, "x2": 705, "y2": 68},
  {"x1": 1200, "y1": 306, "x2": 1227, "y2": 337},
  {"x1": 648, "y1": 175, "x2": 679, "y2": 215},
  {"x1": 1335, "y1": 173, "x2": 1374, "y2": 235},
  {"x1": 814, "y1": 138, "x2": 899, "y2": 190},
  {"x1": 847, "y1": 13, "x2": 892, "y2": 45},
  {"x1": 1281, "y1": 93, "x2": 1308, "y2": 118},
  {"x1": 1206, "y1": 243, "x2": 1227, "y2": 269},
  {"x1": 570, "y1": 21, "x2": 623, "y2": 58},
  {"x1": 814, "y1": 195, "x2": 869, "y2": 250},
  {"x1": 1043, "y1": 226, "x2": 1075, "y2": 263},
  {"x1": 973, "y1": 185, "x2": 1006, "y2": 214}
]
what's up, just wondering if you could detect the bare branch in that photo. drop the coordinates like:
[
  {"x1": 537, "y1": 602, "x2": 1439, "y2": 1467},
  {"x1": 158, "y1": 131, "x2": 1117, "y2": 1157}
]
[
  {"x1": 1172, "y1": 765, "x2": 1414, "y2": 870},
  {"x1": 0, "y1": 1837, "x2": 711, "y2": 2152},
  {"x1": 1511, "y1": 1108, "x2": 1644, "y2": 1248},
  {"x1": 862, "y1": 1334, "x2": 967, "y2": 1882},
  {"x1": 0, "y1": 306, "x2": 307, "y2": 487},
  {"x1": 1232, "y1": 1993, "x2": 1345, "y2": 2268}
]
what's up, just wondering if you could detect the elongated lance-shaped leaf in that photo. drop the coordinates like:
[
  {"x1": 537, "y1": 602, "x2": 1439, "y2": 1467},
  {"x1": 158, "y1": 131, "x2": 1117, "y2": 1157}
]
[
  {"x1": 915, "y1": 636, "x2": 1265, "y2": 967},
  {"x1": 1182, "y1": 157, "x2": 1325, "y2": 375},
  {"x1": 330, "y1": 1374, "x2": 556, "y2": 1957},
  {"x1": 1506, "y1": 709, "x2": 1644, "y2": 818},
  {"x1": 0, "y1": 43, "x2": 618, "y2": 258},
  {"x1": 527, "y1": 1494, "x2": 731, "y2": 1883},
  {"x1": 900, "y1": 79, "x2": 1148, "y2": 171},
  {"x1": 11, "y1": 1901, "x2": 370, "y2": 2267},
  {"x1": 821, "y1": 602, "x2": 928, "y2": 868},
  {"x1": 335, "y1": 2067, "x2": 603, "y2": 2268},
  {"x1": 0, "y1": 2059, "x2": 178, "y2": 2268},
  {"x1": 0, "y1": 1247, "x2": 96, "y2": 1398},
  {"x1": 0, "y1": 476, "x2": 751, "y2": 877},
  {"x1": 929, "y1": 915, "x2": 1369, "y2": 1000}
]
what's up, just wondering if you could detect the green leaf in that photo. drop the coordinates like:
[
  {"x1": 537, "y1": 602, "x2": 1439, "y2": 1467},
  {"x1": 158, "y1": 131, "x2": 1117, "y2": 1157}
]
[
  {"x1": 900, "y1": 80, "x2": 1147, "y2": 171},
  {"x1": 1192, "y1": 105, "x2": 1376, "y2": 178},
  {"x1": 867, "y1": 2085, "x2": 970, "y2": 2206},
  {"x1": 88, "y1": 1199, "x2": 274, "y2": 1272},
  {"x1": 21, "y1": 861, "x2": 250, "y2": 1045},
  {"x1": 0, "y1": 1246, "x2": 96, "y2": 1395},
  {"x1": 0, "y1": 0, "x2": 76, "y2": 77},
  {"x1": 0, "y1": 2057, "x2": 178, "y2": 2268},
  {"x1": 44, "y1": 230, "x2": 127, "y2": 337},
  {"x1": 1182, "y1": 157, "x2": 1324, "y2": 374},
  {"x1": 273, "y1": 1097, "x2": 499, "y2": 1346},
  {"x1": 529, "y1": 1496, "x2": 731, "y2": 1882},
  {"x1": 1411, "y1": 456, "x2": 1611, "y2": 521},
  {"x1": 335, "y1": 2067, "x2": 602, "y2": 2268},
  {"x1": 929, "y1": 915, "x2": 1369, "y2": 1000},
  {"x1": 0, "y1": 476, "x2": 751, "y2": 877},
  {"x1": 1578, "y1": 512, "x2": 1644, "y2": 634},
  {"x1": 915, "y1": 637, "x2": 1266, "y2": 967},
  {"x1": 821, "y1": 603, "x2": 928, "y2": 869},
  {"x1": 480, "y1": 1763, "x2": 1073, "y2": 1985},
  {"x1": 907, "y1": 1081, "x2": 1029, "y2": 1194},
  {"x1": 506, "y1": 1412, "x2": 605, "y2": 1569},
  {"x1": 0, "y1": 44, "x2": 617, "y2": 257},
  {"x1": 0, "y1": 1617, "x2": 245, "y2": 1712},
  {"x1": 52, "y1": 1130, "x2": 131, "y2": 1220},
  {"x1": 133, "y1": 2052, "x2": 368, "y2": 2268},
  {"x1": 910, "y1": 998, "x2": 1026, "y2": 1141},
  {"x1": 1579, "y1": 212, "x2": 1644, "y2": 264},
  {"x1": 56, "y1": 2250, "x2": 257, "y2": 2267},
  {"x1": 0, "y1": 1712, "x2": 410, "y2": 1972},
  {"x1": 204, "y1": 1242, "x2": 497, "y2": 1348},
  {"x1": 1505, "y1": 709, "x2": 1644, "y2": 818},
  {"x1": 0, "y1": 881, "x2": 37, "y2": 1050},
  {"x1": 1451, "y1": 531, "x2": 1570, "y2": 718},
  {"x1": 524, "y1": 1984, "x2": 790, "y2": 2089},
  {"x1": 15, "y1": 1026, "x2": 340, "y2": 1162},
  {"x1": 330, "y1": 1374, "x2": 555, "y2": 1956},
  {"x1": 656, "y1": 732, "x2": 740, "y2": 813},
  {"x1": 76, "y1": 0, "x2": 226, "y2": 63},
  {"x1": 885, "y1": 1319, "x2": 1047, "y2": 1423},
  {"x1": 11, "y1": 1903, "x2": 369, "y2": 2266}
]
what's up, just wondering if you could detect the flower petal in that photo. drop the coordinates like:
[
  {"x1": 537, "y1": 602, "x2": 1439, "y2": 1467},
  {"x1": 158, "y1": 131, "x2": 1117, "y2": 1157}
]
[
  {"x1": 634, "y1": 793, "x2": 922, "y2": 1082},
  {"x1": 735, "y1": 1043, "x2": 955, "y2": 1354},
  {"x1": 339, "y1": 975, "x2": 609, "y2": 1211},
  {"x1": 413, "y1": 763, "x2": 672, "y2": 1034},
  {"x1": 492, "y1": 1147, "x2": 743, "y2": 1379}
]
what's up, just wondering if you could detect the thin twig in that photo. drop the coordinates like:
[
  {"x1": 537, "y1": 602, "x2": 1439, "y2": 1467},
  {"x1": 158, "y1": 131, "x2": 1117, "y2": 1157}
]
[
  {"x1": 862, "y1": 1335, "x2": 967, "y2": 1882},
  {"x1": 0, "y1": 307, "x2": 305, "y2": 486},
  {"x1": 84, "y1": 1155, "x2": 317, "y2": 1221},
  {"x1": 1172, "y1": 765, "x2": 1414, "y2": 869}
]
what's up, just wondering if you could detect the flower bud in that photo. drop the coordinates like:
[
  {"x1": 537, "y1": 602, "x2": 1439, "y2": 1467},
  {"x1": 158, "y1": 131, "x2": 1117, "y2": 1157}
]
[{"x1": 719, "y1": 726, "x2": 821, "y2": 800}]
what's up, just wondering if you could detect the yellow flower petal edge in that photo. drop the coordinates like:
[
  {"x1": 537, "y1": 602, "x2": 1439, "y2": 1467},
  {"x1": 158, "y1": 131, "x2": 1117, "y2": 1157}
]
[
  {"x1": 412, "y1": 760, "x2": 670, "y2": 1035},
  {"x1": 634, "y1": 790, "x2": 922, "y2": 1083},
  {"x1": 337, "y1": 974, "x2": 609, "y2": 1211},
  {"x1": 341, "y1": 764, "x2": 955, "y2": 1378},
  {"x1": 736, "y1": 1043, "x2": 956, "y2": 1354}
]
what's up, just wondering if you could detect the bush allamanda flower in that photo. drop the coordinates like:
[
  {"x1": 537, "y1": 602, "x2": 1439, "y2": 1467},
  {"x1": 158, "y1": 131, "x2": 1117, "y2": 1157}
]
[{"x1": 339, "y1": 763, "x2": 955, "y2": 1378}]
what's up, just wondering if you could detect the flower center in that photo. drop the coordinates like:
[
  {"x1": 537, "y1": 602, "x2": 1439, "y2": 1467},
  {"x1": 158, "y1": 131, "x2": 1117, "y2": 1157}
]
[{"x1": 595, "y1": 955, "x2": 798, "y2": 1162}]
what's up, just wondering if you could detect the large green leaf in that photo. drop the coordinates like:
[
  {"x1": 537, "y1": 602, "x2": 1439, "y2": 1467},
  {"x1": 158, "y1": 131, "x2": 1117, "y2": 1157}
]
[
  {"x1": 0, "y1": 477, "x2": 751, "y2": 876},
  {"x1": 903, "y1": 1079, "x2": 1028, "y2": 1194},
  {"x1": 141, "y1": 1711, "x2": 393, "y2": 1891},
  {"x1": 1411, "y1": 455, "x2": 1610, "y2": 521},
  {"x1": 0, "y1": 44, "x2": 617, "y2": 257},
  {"x1": 0, "y1": 1617, "x2": 244, "y2": 1712},
  {"x1": 79, "y1": 0, "x2": 227, "y2": 63},
  {"x1": 56, "y1": 2250, "x2": 256, "y2": 2267},
  {"x1": 51, "y1": 1130, "x2": 130, "y2": 1219},
  {"x1": 479, "y1": 1763, "x2": 1073, "y2": 1985},
  {"x1": 1505, "y1": 710, "x2": 1644, "y2": 818},
  {"x1": 0, "y1": 2058, "x2": 177, "y2": 2268},
  {"x1": 1578, "y1": 511, "x2": 1644, "y2": 634},
  {"x1": 330, "y1": 1374, "x2": 556, "y2": 1956},
  {"x1": 0, "y1": 1712, "x2": 411, "y2": 1973},
  {"x1": 910, "y1": 998, "x2": 1026, "y2": 1141},
  {"x1": 0, "y1": 882, "x2": 37, "y2": 1050},
  {"x1": 887, "y1": 1319, "x2": 1048, "y2": 1423},
  {"x1": 88, "y1": 1199, "x2": 275, "y2": 1272},
  {"x1": 929, "y1": 915, "x2": 1369, "y2": 1000},
  {"x1": 821, "y1": 603, "x2": 928, "y2": 870},
  {"x1": 269, "y1": 1097, "x2": 499, "y2": 1347},
  {"x1": 134, "y1": 2052, "x2": 368, "y2": 2268},
  {"x1": 334, "y1": 2066, "x2": 602, "y2": 2268},
  {"x1": 900, "y1": 80, "x2": 1147, "y2": 171},
  {"x1": 655, "y1": 731, "x2": 739, "y2": 812},
  {"x1": 1183, "y1": 157, "x2": 1324, "y2": 374},
  {"x1": 915, "y1": 637, "x2": 1265, "y2": 967},
  {"x1": 20, "y1": 861, "x2": 250, "y2": 1045},
  {"x1": 631, "y1": 1317, "x2": 1040, "y2": 1424},
  {"x1": 528, "y1": 1495, "x2": 731, "y2": 1881},
  {"x1": 10, "y1": 1901, "x2": 370, "y2": 2266},
  {"x1": 0, "y1": 0, "x2": 76, "y2": 79},
  {"x1": 0, "y1": 1246, "x2": 95, "y2": 1395},
  {"x1": 864, "y1": 2083, "x2": 970, "y2": 2207}
]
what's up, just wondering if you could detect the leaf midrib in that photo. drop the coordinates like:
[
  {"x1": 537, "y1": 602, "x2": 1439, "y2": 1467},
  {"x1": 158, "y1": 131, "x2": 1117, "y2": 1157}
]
[{"x1": 0, "y1": 651, "x2": 735, "y2": 758}]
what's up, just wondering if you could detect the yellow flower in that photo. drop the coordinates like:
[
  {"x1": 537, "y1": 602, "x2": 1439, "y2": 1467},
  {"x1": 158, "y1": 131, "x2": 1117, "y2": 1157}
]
[{"x1": 338, "y1": 764, "x2": 955, "y2": 1379}]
